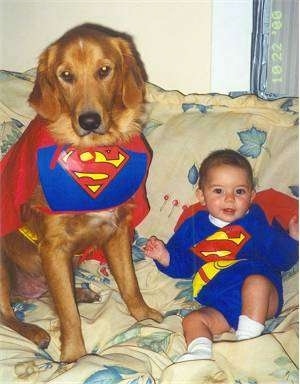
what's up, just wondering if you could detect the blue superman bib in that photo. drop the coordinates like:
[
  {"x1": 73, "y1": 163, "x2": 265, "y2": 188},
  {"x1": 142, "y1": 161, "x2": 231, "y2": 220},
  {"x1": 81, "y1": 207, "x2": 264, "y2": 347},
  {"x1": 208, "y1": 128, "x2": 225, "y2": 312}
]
[{"x1": 37, "y1": 145, "x2": 147, "y2": 212}]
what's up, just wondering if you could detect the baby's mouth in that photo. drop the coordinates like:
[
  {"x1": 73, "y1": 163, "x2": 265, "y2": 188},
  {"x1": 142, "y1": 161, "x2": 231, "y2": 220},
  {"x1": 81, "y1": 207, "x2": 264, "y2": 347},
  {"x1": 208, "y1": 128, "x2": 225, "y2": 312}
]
[{"x1": 223, "y1": 208, "x2": 235, "y2": 214}]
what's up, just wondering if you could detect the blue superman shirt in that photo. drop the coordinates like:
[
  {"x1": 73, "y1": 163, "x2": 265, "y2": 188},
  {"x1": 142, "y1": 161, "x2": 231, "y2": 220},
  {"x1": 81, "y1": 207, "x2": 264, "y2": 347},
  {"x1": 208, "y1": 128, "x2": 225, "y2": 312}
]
[{"x1": 155, "y1": 205, "x2": 298, "y2": 328}]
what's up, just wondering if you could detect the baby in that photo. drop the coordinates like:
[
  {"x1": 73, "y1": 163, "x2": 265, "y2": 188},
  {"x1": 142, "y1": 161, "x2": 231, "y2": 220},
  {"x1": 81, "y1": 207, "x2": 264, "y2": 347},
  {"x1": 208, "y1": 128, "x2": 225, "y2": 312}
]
[{"x1": 145, "y1": 149, "x2": 298, "y2": 362}]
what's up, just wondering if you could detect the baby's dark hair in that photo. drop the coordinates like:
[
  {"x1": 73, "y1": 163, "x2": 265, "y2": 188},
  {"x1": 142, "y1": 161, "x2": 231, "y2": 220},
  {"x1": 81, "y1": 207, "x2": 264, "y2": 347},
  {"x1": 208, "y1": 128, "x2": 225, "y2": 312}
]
[{"x1": 198, "y1": 149, "x2": 255, "y2": 189}]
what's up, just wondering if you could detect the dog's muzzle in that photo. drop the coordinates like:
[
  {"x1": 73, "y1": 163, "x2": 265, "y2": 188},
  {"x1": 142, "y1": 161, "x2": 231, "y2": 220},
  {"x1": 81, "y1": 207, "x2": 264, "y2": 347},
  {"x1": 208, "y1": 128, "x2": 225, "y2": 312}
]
[{"x1": 79, "y1": 112, "x2": 101, "y2": 132}]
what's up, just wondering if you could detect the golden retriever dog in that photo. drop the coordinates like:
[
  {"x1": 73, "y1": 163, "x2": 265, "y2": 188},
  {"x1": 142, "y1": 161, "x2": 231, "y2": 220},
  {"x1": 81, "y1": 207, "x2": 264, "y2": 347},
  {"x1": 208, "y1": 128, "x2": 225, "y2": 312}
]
[{"x1": 0, "y1": 23, "x2": 162, "y2": 363}]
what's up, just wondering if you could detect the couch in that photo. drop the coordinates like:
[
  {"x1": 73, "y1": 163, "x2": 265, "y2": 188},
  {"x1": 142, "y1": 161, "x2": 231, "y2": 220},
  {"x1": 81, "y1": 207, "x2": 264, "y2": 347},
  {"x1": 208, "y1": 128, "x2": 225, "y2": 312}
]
[{"x1": 0, "y1": 69, "x2": 298, "y2": 383}]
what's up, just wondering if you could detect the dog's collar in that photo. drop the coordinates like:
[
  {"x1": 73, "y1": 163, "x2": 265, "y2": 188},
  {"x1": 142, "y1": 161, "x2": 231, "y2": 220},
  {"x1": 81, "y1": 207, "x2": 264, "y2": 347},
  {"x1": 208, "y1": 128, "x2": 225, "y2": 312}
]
[{"x1": 18, "y1": 226, "x2": 38, "y2": 245}]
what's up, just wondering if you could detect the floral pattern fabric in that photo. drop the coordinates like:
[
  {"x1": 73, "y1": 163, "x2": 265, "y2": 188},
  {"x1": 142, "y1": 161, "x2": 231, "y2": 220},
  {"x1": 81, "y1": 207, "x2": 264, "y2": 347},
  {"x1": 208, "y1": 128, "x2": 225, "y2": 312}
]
[{"x1": 0, "y1": 71, "x2": 298, "y2": 383}]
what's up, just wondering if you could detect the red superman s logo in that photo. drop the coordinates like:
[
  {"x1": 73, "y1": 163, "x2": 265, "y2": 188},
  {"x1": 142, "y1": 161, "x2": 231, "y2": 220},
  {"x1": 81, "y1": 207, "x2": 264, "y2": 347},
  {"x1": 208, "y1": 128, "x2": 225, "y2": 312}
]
[
  {"x1": 191, "y1": 225, "x2": 250, "y2": 261},
  {"x1": 58, "y1": 146, "x2": 129, "y2": 198}
]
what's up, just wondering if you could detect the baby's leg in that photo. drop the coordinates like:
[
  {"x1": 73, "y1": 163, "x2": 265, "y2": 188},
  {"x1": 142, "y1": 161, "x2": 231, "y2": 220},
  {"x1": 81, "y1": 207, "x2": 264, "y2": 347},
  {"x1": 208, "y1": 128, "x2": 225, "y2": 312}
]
[
  {"x1": 176, "y1": 307, "x2": 231, "y2": 362},
  {"x1": 236, "y1": 274, "x2": 279, "y2": 340}
]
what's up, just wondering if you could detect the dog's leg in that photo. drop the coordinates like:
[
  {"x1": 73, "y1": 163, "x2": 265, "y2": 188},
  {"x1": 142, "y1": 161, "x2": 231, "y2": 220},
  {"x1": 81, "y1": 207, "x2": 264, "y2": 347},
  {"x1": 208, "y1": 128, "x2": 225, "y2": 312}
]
[
  {"x1": 39, "y1": 241, "x2": 86, "y2": 362},
  {"x1": 104, "y1": 224, "x2": 163, "y2": 323},
  {"x1": 0, "y1": 255, "x2": 50, "y2": 348}
]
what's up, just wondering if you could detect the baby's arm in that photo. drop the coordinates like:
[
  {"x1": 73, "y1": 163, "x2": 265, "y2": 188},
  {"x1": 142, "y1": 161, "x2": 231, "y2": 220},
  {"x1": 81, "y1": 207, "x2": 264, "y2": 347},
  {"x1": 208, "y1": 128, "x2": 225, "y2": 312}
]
[
  {"x1": 288, "y1": 215, "x2": 299, "y2": 241},
  {"x1": 262, "y1": 212, "x2": 299, "y2": 271},
  {"x1": 144, "y1": 236, "x2": 170, "y2": 267}
]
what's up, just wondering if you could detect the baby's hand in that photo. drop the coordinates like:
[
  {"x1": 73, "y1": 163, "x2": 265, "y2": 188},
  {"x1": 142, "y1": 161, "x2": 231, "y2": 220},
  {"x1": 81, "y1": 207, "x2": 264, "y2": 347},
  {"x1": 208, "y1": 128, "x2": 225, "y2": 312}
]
[
  {"x1": 288, "y1": 215, "x2": 299, "y2": 241},
  {"x1": 144, "y1": 236, "x2": 170, "y2": 266}
]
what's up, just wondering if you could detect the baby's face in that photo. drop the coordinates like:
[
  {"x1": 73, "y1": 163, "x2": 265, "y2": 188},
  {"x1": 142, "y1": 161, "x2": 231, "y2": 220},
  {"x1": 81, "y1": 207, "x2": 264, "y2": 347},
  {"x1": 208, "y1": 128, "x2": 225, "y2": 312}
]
[{"x1": 197, "y1": 164, "x2": 256, "y2": 223}]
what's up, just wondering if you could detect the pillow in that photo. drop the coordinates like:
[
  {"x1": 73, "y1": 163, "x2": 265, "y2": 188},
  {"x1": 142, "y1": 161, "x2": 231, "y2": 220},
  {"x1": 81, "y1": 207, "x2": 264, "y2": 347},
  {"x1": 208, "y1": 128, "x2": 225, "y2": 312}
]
[
  {"x1": 0, "y1": 70, "x2": 35, "y2": 158},
  {"x1": 138, "y1": 84, "x2": 298, "y2": 241}
]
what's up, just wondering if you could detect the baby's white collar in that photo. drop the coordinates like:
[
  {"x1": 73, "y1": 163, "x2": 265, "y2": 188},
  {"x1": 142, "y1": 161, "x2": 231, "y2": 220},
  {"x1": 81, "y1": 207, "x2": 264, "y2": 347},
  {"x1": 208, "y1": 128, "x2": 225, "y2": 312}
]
[
  {"x1": 208, "y1": 210, "x2": 249, "y2": 228},
  {"x1": 208, "y1": 214, "x2": 229, "y2": 228}
]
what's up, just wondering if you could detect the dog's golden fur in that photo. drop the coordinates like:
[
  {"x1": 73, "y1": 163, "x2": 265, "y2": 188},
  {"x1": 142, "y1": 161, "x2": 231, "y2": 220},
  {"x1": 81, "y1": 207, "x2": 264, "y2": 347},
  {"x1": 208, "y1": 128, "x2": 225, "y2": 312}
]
[
  {"x1": 30, "y1": 24, "x2": 146, "y2": 147},
  {"x1": 0, "y1": 24, "x2": 162, "y2": 363}
]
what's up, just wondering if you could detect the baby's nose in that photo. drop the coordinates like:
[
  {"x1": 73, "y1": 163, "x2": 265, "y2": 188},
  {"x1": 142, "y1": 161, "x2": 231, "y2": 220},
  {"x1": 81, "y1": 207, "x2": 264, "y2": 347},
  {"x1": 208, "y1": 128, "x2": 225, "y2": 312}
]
[{"x1": 224, "y1": 192, "x2": 235, "y2": 201}]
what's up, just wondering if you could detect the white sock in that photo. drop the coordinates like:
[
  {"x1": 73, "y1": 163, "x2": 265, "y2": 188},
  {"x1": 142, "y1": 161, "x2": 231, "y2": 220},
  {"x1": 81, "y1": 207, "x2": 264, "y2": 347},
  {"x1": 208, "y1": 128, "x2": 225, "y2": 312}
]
[
  {"x1": 175, "y1": 337, "x2": 212, "y2": 362},
  {"x1": 236, "y1": 315, "x2": 264, "y2": 340}
]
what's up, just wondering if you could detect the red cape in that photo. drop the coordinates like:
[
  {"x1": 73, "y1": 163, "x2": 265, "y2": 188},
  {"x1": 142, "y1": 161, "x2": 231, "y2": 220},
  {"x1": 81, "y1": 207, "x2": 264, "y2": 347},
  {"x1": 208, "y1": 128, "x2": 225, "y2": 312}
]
[
  {"x1": 0, "y1": 116, "x2": 151, "y2": 237},
  {"x1": 175, "y1": 189, "x2": 298, "y2": 232}
]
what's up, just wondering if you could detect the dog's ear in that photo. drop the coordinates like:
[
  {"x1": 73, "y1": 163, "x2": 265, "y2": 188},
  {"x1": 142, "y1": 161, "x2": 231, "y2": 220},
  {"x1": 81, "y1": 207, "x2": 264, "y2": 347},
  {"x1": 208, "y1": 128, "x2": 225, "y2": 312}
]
[
  {"x1": 117, "y1": 38, "x2": 147, "y2": 109},
  {"x1": 28, "y1": 46, "x2": 62, "y2": 121}
]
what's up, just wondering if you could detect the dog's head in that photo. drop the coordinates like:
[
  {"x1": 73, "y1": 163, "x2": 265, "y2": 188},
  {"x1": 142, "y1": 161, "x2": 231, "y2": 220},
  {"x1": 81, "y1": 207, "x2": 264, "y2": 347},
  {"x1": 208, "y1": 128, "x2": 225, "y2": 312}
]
[{"x1": 29, "y1": 24, "x2": 147, "y2": 146}]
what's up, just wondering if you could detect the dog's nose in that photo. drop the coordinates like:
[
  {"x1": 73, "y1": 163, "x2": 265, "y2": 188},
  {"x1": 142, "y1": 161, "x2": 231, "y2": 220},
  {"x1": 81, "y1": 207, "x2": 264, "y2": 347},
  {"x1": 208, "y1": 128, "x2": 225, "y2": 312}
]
[{"x1": 79, "y1": 112, "x2": 101, "y2": 131}]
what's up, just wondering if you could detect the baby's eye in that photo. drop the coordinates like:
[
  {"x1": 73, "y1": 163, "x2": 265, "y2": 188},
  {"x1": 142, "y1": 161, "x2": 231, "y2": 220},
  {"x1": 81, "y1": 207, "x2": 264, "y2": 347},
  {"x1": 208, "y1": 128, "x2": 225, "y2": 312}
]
[
  {"x1": 213, "y1": 188, "x2": 223, "y2": 194},
  {"x1": 235, "y1": 188, "x2": 246, "y2": 195}
]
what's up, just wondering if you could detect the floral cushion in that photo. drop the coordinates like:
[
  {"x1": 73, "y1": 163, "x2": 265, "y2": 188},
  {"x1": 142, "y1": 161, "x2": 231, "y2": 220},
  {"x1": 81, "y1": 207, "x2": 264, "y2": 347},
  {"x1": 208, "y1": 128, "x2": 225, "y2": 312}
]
[
  {"x1": 138, "y1": 83, "x2": 298, "y2": 242},
  {"x1": 0, "y1": 71, "x2": 298, "y2": 384}
]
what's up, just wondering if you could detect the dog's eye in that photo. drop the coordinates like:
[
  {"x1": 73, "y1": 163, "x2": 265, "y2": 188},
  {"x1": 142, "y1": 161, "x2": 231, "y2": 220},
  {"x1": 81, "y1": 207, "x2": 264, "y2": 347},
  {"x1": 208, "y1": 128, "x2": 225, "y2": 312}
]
[
  {"x1": 60, "y1": 71, "x2": 74, "y2": 83},
  {"x1": 98, "y1": 66, "x2": 111, "y2": 79}
]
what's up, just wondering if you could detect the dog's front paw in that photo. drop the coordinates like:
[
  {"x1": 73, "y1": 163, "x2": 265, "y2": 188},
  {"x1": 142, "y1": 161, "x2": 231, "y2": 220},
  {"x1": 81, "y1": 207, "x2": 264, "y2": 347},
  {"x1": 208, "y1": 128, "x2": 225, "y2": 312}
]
[
  {"x1": 60, "y1": 343, "x2": 86, "y2": 363},
  {"x1": 146, "y1": 308, "x2": 164, "y2": 323},
  {"x1": 132, "y1": 306, "x2": 164, "y2": 323}
]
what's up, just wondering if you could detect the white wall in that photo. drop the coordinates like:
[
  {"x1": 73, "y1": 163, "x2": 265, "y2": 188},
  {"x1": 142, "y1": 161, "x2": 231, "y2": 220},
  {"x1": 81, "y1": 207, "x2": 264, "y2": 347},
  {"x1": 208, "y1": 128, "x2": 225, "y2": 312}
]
[
  {"x1": 0, "y1": 0, "x2": 252, "y2": 94},
  {"x1": 211, "y1": 0, "x2": 253, "y2": 94}
]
